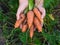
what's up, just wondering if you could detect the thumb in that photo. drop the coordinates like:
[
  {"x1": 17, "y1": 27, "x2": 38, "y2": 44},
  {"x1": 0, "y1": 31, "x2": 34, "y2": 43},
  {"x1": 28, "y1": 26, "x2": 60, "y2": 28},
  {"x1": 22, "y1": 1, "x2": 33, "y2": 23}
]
[{"x1": 16, "y1": 6, "x2": 21, "y2": 20}]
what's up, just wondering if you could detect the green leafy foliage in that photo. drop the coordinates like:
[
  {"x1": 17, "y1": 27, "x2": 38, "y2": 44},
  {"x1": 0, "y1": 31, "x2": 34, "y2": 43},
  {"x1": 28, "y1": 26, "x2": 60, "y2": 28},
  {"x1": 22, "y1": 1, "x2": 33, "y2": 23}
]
[{"x1": 44, "y1": 0, "x2": 60, "y2": 13}]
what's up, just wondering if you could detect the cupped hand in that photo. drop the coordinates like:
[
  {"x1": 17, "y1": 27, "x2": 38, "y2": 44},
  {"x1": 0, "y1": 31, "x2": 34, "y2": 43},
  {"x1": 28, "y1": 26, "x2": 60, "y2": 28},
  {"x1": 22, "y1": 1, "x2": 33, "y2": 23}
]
[
  {"x1": 16, "y1": 0, "x2": 28, "y2": 29},
  {"x1": 35, "y1": 0, "x2": 46, "y2": 26},
  {"x1": 16, "y1": 0, "x2": 28, "y2": 20}
]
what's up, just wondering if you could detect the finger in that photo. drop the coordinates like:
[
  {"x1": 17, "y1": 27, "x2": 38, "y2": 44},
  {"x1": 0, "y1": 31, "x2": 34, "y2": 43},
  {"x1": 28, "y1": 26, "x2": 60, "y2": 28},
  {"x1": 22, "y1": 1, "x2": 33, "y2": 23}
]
[
  {"x1": 16, "y1": 6, "x2": 21, "y2": 20},
  {"x1": 19, "y1": 14, "x2": 26, "y2": 29},
  {"x1": 16, "y1": 0, "x2": 28, "y2": 20},
  {"x1": 38, "y1": 7, "x2": 46, "y2": 19}
]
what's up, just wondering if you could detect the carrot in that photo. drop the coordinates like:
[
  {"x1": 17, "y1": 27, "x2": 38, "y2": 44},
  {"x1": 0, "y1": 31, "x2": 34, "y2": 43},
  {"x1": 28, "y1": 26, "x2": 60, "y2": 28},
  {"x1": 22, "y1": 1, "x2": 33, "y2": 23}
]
[
  {"x1": 33, "y1": 7, "x2": 43, "y2": 23},
  {"x1": 34, "y1": 17, "x2": 42, "y2": 32},
  {"x1": 22, "y1": 19, "x2": 27, "y2": 32},
  {"x1": 22, "y1": 24, "x2": 27, "y2": 32},
  {"x1": 14, "y1": 20, "x2": 21, "y2": 28},
  {"x1": 14, "y1": 14, "x2": 25, "y2": 28},
  {"x1": 30, "y1": 25, "x2": 34, "y2": 38},
  {"x1": 27, "y1": 11, "x2": 34, "y2": 29}
]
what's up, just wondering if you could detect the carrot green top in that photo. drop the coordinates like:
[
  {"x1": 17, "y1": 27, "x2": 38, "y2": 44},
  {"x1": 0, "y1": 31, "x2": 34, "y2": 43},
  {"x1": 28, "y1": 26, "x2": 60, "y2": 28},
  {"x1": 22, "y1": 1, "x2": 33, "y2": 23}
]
[{"x1": 28, "y1": 0, "x2": 34, "y2": 10}]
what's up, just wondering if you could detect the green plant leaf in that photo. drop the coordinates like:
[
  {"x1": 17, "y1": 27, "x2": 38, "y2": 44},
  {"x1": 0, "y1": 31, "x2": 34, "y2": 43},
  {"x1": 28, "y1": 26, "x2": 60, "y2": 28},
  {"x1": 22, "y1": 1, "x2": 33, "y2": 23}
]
[{"x1": 28, "y1": 0, "x2": 34, "y2": 10}]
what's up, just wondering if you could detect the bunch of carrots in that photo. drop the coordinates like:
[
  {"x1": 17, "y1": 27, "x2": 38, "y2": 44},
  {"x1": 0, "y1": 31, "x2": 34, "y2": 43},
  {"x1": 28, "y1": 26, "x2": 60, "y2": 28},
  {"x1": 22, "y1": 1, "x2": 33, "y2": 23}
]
[{"x1": 14, "y1": 7, "x2": 43, "y2": 38}]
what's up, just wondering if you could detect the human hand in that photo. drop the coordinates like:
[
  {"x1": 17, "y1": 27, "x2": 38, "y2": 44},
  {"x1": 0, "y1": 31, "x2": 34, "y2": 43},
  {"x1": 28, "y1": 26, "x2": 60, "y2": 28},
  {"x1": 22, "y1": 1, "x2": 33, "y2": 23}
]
[
  {"x1": 16, "y1": 0, "x2": 28, "y2": 20},
  {"x1": 35, "y1": 0, "x2": 46, "y2": 26},
  {"x1": 16, "y1": 0, "x2": 28, "y2": 29}
]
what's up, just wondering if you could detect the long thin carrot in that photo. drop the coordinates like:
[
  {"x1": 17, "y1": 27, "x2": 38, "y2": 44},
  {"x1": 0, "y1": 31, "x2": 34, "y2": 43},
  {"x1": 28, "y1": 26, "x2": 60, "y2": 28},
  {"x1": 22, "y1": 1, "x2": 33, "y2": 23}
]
[
  {"x1": 30, "y1": 25, "x2": 34, "y2": 38},
  {"x1": 34, "y1": 17, "x2": 42, "y2": 32},
  {"x1": 14, "y1": 14, "x2": 25, "y2": 28},
  {"x1": 27, "y1": 11, "x2": 34, "y2": 29},
  {"x1": 33, "y1": 7, "x2": 43, "y2": 23}
]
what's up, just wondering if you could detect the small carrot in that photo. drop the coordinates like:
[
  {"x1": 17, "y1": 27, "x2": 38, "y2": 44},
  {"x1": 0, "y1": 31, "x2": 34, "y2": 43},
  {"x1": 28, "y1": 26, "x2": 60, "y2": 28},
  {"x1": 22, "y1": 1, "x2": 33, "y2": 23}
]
[
  {"x1": 34, "y1": 17, "x2": 42, "y2": 32},
  {"x1": 27, "y1": 11, "x2": 34, "y2": 29},
  {"x1": 14, "y1": 20, "x2": 21, "y2": 28},
  {"x1": 22, "y1": 19, "x2": 27, "y2": 32},
  {"x1": 33, "y1": 7, "x2": 43, "y2": 23},
  {"x1": 22, "y1": 24, "x2": 27, "y2": 32},
  {"x1": 14, "y1": 14, "x2": 25, "y2": 28},
  {"x1": 30, "y1": 25, "x2": 34, "y2": 38}
]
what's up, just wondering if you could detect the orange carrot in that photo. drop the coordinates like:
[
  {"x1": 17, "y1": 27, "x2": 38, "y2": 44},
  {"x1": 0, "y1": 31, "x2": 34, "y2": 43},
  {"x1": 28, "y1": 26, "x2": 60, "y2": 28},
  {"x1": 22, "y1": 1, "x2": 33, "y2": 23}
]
[
  {"x1": 27, "y1": 11, "x2": 34, "y2": 29},
  {"x1": 22, "y1": 19, "x2": 27, "y2": 32},
  {"x1": 34, "y1": 17, "x2": 42, "y2": 32},
  {"x1": 22, "y1": 24, "x2": 27, "y2": 32},
  {"x1": 14, "y1": 14, "x2": 25, "y2": 28},
  {"x1": 30, "y1": 25, "x2": 34, "y2": 38},
  {"x1": 14, "y1": 20, "x2": 21, "y2": 28},
  {"x1": 33, "y1": 7, "x2": 43, "y2": 23}
]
